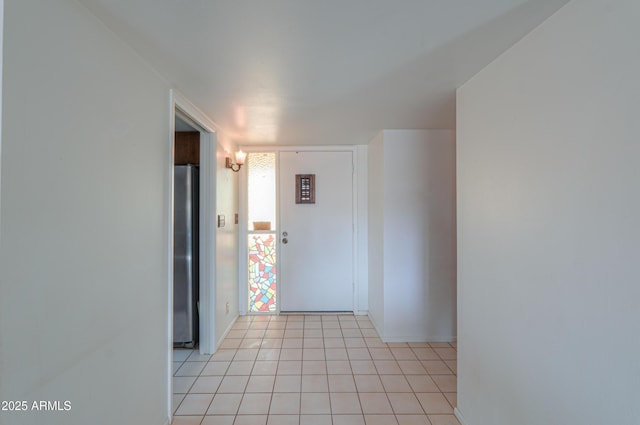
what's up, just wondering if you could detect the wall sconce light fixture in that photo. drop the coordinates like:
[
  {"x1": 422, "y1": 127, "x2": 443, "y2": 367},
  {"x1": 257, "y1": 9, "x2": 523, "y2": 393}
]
[{"x1": 226, "y1": 149, "x2": 246, "y2": 172}]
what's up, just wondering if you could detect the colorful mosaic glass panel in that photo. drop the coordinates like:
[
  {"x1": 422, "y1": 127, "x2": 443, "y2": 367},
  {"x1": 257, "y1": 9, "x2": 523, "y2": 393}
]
[{"x1": 248, "y1": 233, "x2": 277, "y2": 312}]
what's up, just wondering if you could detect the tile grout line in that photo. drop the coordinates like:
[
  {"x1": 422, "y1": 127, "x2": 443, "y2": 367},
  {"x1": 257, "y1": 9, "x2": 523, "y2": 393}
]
[{"x1": 172, "y1": 314, "x2": 458, "y2": 424}]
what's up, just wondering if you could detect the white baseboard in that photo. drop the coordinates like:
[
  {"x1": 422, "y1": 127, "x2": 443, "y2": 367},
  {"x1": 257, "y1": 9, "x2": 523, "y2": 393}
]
[
  {"x1": 455, "y1": 407, "x2": 469, "y2": 425},
  {"x1": 354, "y1": 309, "x2": 369, "y2": 316},
  {"x1": 215, "y1": 314, "x2": 239, "y2": 351},
  {"x1": 381, "y1": 335, "x2": 457, "y2": 343},
  {"x1": 367, "y1": 313, "x2": 384, "y2": 338}
]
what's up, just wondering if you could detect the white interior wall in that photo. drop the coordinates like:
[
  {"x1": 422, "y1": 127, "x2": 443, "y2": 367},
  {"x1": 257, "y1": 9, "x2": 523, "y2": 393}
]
[
  {"x1": 456, "y1": 1, "x2": 640, "y2": 424},
  {"x1": 215, "y1": 137, "x2": 239, "y2": 347},
  {"x1": 383, "y1": 130, "x2": 456, "y2": 341},
  {"x1": 0, "y1": 0, "x2": 3, "y2": 224},
  {"x1": 368, "y1": 130, "x2": 456, "y2": 341},
  {"x1": 0, "y1": 1, "x2": 171, "y2": 424}
]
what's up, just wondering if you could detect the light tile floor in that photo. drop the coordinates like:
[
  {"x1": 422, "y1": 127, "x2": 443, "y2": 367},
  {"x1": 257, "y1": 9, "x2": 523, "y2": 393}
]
[{"x1": 172, "y1": 314, "x2": 459, "y2": 425}]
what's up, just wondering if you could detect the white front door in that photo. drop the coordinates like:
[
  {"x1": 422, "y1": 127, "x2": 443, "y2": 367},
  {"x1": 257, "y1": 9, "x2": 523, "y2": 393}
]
[{"x1": 278, "y1": 151, "x2": 354, "y2": 312}]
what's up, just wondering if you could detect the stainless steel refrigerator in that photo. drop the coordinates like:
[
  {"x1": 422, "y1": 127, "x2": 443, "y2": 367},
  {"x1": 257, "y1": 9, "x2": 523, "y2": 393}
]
[{"x1": 173, "y1": 164, "x2": 199, "y2": 347}]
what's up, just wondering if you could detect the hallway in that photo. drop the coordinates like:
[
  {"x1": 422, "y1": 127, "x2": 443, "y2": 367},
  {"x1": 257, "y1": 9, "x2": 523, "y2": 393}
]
[{"x1": 171, "y1": 314, "x2": 458, "y2": 425}]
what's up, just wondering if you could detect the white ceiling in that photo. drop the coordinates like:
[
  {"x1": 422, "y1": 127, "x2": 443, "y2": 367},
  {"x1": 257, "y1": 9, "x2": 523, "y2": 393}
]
[{"x1": 79, "y1": 0, "x2": 568, "y2": 145}]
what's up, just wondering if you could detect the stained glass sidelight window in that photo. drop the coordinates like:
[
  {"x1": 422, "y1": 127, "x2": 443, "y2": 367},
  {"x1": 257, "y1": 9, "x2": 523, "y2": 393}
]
[
  {"x1": 247, "y1": 152, "x2": 277, "y2": 313},
  {"x1": 248, "y1": 233, "x2": 277, "y2": 312}
]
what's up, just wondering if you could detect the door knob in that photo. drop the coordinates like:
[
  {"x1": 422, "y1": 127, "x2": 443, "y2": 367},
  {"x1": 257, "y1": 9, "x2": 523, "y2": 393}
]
[{"x1": 282, "y1": 238, "x2": 288, "y2": 244}]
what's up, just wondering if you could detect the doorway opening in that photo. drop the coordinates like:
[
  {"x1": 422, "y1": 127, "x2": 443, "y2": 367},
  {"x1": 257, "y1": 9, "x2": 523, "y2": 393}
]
[
  {"x1": 240, "y1": 148, "x2": 358, "y2": 316},
  {"x1": 173, "y1": 113, "x2": 201, "y2": 348},
  {"x1": 168, "y1": 91, "x2": 219, "y2": 420}
]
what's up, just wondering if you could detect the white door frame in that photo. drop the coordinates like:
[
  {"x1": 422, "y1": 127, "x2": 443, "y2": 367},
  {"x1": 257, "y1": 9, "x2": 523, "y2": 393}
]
[
  {"x1": 167, "y1": 90, "x2": 219, "y2": 418},
  {"x1": 238, "y1": 145, "x2": 364, "y2": 315}
]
